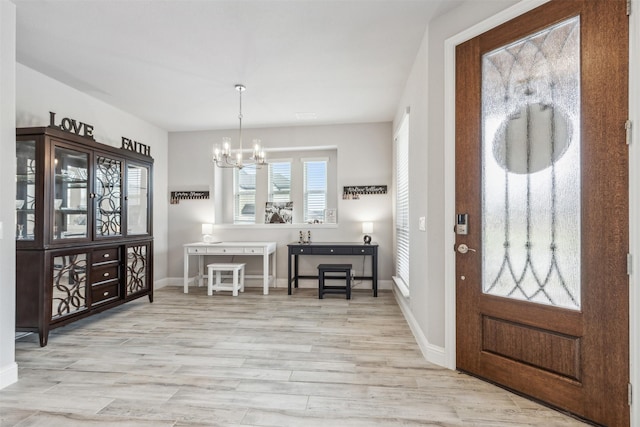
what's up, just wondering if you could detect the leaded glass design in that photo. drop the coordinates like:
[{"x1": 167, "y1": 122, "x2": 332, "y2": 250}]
[
  {"x1": 95, "y1": 156, "x2": 122, "y2": 237},
  {"x1": 126, "y1": 245, "x2": 147, "y2": 295},
  {"x1": 481, "y1": 17, "x2": 581, "y2": 310},
  {"x1": 52, "y1": 253, "x2": 88, "y2": 319}
]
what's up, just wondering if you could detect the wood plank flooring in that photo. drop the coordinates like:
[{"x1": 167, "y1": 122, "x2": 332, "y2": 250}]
[{"x1": 0, "y1": 286, "x2": 589, "y2": 426}]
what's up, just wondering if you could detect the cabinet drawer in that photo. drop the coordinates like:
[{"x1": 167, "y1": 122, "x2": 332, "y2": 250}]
[
  {"x1": 91, "y1": 282, "x2": 120, "y2": 305},
  {"x1": 93, "y1": 247, "x2": 119, "y2": 264},
  {"x1": 91, "y1": 265, "x2": 119, "y2": 285},
  {"x1": 207, "y1": 247, "x2": 244, "y2": 254},
  {"x1": 244, "y1": 247, "x2": 263, "y2": 254},
  {"x1": 313, "y1": 247, "x2": 352, "y2": 255},
  {"x1": 354, "y1": 246, "x2": 375, "y2": 255}
]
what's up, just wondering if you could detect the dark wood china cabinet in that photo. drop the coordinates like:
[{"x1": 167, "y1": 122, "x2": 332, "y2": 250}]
[{"x1": 15, "y1": 126, "x2": 154, "y2": 346}]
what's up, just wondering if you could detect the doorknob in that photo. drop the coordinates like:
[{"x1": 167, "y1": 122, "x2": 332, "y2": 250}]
[{"x1": 457, "y1": 243, "x2": 476, "y2": 254}]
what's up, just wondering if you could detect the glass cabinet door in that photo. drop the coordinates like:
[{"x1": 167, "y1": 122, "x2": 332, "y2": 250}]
[
  {"x1": 95, "y1": 155, "x2": 122, "y2": 238},
  {"x1": 126, "y1": 163, "x2": 150, "y2": 235},
  {"x1": 16, "y1": 139, "x2": 37, "y2": 241},
  {"x1": 54, "y1": 145, "x2": 89, "y2": 240}
]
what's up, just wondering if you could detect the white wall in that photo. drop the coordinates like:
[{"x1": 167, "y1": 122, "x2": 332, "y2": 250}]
[
  {"x1": 391, "y1": 0, "x2": 519, "y2": 358},
  {"x1": 0, "y1": 0, "x2": 17, "y2": 390},
  {"x1": 167, "y1": 123, "x2": 393, "y2": 288},
  {"x1": 15, "y1": 64, "x2": 170, "y2": 283}
]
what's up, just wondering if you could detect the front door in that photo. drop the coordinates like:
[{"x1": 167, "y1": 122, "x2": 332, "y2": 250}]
[{"x1": 455, "y1": 1, "x2": 629, "y2": 425}]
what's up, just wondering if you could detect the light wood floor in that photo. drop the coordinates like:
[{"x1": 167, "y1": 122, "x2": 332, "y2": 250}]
[{"x1": 1, "y1": 286, "x2": 589, "y2": 426}]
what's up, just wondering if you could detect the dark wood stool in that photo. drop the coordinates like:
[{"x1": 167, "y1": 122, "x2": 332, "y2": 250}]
[{"x1": 317, "y1": 264, "x2": 352, "y2": 299}]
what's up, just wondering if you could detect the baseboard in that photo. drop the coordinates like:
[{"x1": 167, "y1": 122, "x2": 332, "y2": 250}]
[
  {"x1": 161, "y1": 277, "x2": 394, "y2": 291},
  {"x1": 392, "y1": 286, "x2": 447, "y2": 368},
  {"x1": 0, "y1": 362, "x2": 18, "y2": 390},
  {"x1": 153, "y1": 277, "x2": 174, "y2": 290}
]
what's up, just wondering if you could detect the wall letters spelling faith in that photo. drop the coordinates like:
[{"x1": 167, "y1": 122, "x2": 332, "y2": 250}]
[
  {"x1": 121, "y1": 137, "x2": 151, "y2": 157},
  {"x1": 49, "y1": 111, "x2": 95, "y2": 140}
]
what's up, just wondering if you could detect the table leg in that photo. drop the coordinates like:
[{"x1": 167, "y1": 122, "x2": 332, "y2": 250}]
[
  {"x1": 294, "y1": 254, "x2": 299, "y2": 288},
  {"x1": 271, "y1": 250, "x2": 277, "y2": 290},
  {"x1": 373, "y1": 251, "x2": 378, "y2": 297},
  {"x1": 262, "y1": 252, "x2": 269, "y2": 295},
  {"x1": 288, "y1": 250, "x2": 292, "y2": 295},
  {"x1": 198, "y1": 255, "x2": 204, "y2": 287},
  {"x1": 183, "y1": 248, "x2": 189, "y2": 293}
]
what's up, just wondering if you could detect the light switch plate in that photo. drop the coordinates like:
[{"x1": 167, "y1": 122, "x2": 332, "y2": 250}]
[
  {"x1": 0, "y1": 221, "x2": 3, "y2": 239},
  {"x1": 418, "y1": 216, "x2": 426, "y2": 231}
]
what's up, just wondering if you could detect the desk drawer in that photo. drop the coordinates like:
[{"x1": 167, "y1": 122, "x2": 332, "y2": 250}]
[
  {"x1": 291, "y1": 247, "x2": 311, "y2": 255},
  {"x1": 187, "y1": 247, "x2": 207, "y2": 254},
  {"x1": 313, "y1": 247, "x2": 352, "y2": 255},
  {"x1": 244, "y1": 247, "x2": 263, "y2": 254},
  {"x1": 354, "y1": 246, "x2": 376, "y2": 255},
  {"x1": 207, "y1": 247, "x2": 244, "y2": 254}
]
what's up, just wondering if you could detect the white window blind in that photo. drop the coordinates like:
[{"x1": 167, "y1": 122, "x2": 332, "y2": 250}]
[
  {"x1": 303, "y1": 159, "x2": 327, "y2": 223},
  {"x1": 233, "y1": 165, "x2": 256, "y2": 224},
  {"x1": 395, "y1": 117, "x2": 410, "y2": 289},
  {"x1": 268, "y1": 161, "x2": 291, "y2": 203}
]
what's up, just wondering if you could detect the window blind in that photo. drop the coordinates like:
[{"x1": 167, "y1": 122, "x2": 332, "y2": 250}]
[
  {"x1": 303, "y1": 159, "x2": 327, "y2": 222},
  {"x1": 234, "y1": 164, "x2": 256, "y2": 224},
  {"x1": 268, "y1": 161, "x2": 291, "y2": 203},
  {"x1": 396, "y1": 117, "x2": 410, "y2": 288}
]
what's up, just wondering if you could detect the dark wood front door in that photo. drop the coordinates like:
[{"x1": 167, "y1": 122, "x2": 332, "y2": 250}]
[{"x1": 455, "y1": 1, "x2": 629, "y2": 425}]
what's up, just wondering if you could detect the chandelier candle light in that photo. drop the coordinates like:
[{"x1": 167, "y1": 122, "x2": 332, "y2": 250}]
[{"x1": 212, "y1": 84, "x2": 266, "y2": 169}]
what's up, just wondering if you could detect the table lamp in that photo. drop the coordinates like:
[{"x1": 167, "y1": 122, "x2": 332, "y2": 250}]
[
  {"x1": 362, "y1": 222, "x2": 373, "y2": 244},
  {"x1": 201, "y1": 223, "x2": 215, "y2": 243}
]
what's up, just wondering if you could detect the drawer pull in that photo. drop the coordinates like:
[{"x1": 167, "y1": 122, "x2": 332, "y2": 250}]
[
  {"x1": 361, "y1": 249, "x2": 365, "y2": 253},
  {"x1": 103, "y1": 272, "x2": 110, "y2": 277},
  {"x1": 330, "y1": 249, "x2": 334, "y2": 253},
  {"x1": 103, "y1": 291, "x2": 109, "y2": 296},
  {"x1": 103, "y1": 253, "x2": 110, "y2": 258},
  {"x1": 300, "y1": 249, "x2": 304, "y2": 252}
]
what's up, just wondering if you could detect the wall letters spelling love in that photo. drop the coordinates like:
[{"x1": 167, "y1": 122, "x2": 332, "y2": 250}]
[{"x1": 49, "y1": 111, "x2": 95, "y2": 140}]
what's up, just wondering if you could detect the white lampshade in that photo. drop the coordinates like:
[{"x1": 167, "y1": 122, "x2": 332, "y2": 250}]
[
  {"x1": 201, "y1": 223, "x2": 214, "y2": 235},
  {"x1": 362, "y1": 222, "x2": 374, "y2": 234}
]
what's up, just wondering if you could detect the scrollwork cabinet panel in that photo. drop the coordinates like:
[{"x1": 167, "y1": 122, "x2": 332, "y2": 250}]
[
  {"x1": 51, "y1": 252, "x2": 89, "y2": 321},
  {"x1": 126, "y1": 242, "x2": 153, "y2": 301},
  {"x1": 94, "y1": 155, "x2": 123, "y2": 238}
]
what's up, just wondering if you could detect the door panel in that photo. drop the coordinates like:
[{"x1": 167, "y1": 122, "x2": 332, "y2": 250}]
[{"x1": 455, "y1": 1, "x2": 629, "y2": 425}]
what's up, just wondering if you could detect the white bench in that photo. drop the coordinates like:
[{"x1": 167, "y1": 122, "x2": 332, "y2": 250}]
[{"x1": 207, "y1": 263, "x2": 246, "y2": 296}]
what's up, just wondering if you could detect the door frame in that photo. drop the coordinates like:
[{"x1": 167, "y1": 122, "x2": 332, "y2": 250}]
[{"x1": 442, "y1": 0, "x2": 639, "y2": 423}]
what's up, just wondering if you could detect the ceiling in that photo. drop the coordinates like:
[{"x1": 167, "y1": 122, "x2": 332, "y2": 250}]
[{"x1": 12, "y1": 0, "x2": 462, "y2": 132}]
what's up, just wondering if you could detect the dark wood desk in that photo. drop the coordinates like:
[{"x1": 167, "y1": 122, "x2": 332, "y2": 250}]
[{"x1": 287, "y1": 242, "x2": 379, "y2": 297}]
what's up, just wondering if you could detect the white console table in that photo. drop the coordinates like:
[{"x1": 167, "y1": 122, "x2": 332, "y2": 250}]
[{"x1": 183, "y1": 242, "x2": 277, "y2": 295}]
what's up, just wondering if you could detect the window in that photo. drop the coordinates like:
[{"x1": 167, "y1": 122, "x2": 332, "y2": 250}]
[
  {"x1": 268, "y1": 161, "x2": 291, "y2": 203},
  {"x1": 217, "y1": 148, "x2": 335, "y2": 225},
  {"x1": 303, "y1": 159, "x2": 327, "y2": 223},
  {"x1": 395, "y1": 117, "x2": 410, "y2": 290},
  {"x1": 233, "y1": 165, "x2": 256, "y2": 224}
]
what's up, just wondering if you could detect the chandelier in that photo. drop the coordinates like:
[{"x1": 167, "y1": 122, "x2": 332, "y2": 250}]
[{"x1": 212, "y1": 84, "x2": 266, "y2": 169}]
